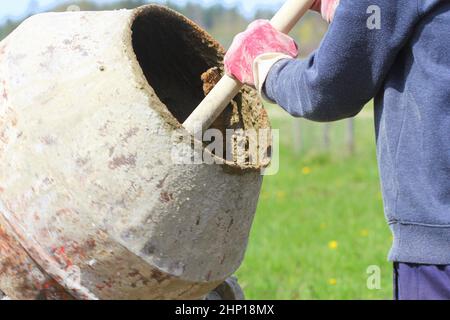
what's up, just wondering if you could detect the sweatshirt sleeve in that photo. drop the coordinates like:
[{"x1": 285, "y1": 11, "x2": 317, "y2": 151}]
[{"x1": 264, "y1": 0, "x2": 421, "y2": 122}]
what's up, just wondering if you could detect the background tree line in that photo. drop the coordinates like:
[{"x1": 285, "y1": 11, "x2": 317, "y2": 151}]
[{"x1": 0, "y1": 0, "x2": 327, "y2": 54}]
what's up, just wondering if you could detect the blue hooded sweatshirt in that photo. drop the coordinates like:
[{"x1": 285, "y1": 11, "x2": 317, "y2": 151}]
[{"x1": 264, "y1": 0, "x2": 450, "y2": 264}]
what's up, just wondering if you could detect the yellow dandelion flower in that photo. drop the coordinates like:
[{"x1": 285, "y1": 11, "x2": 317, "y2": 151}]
[
  {"x1": 328, "y1": 240, "x2": 338, "y2": 250},
  {"x1": 302, "y1": 167, "x2": 312, "y2": 175},
  {"x1": 360, "y1": 229, "x2": 369, "y2": 237},
  {"x1": 328, "y1": 278, "x2": 337, "y2": 286},
  {"x1": 276, "y1": 191, "x2": 286, "y2": 200}
]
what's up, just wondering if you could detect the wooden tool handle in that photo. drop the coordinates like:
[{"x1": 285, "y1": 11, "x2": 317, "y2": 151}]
[{"x1": 183, "y1": 0, "x2": 315, "y2": 134}]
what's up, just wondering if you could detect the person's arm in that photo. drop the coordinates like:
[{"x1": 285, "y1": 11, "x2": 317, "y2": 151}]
[{"x1": 264, "y1": 0, "x2": 421, "y2": 121}]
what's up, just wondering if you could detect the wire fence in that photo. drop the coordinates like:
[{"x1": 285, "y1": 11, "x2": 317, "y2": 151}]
[
  {"x1": 291, "y1": 118, "x2": 356, "y2": 155},
  {"x1": 266, "y1": 103, "x2": 373, "y2": 158}
]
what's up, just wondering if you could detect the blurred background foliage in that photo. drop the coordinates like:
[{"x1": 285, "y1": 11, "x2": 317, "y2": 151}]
[
  {"x1": 0, "y1": 0, "x2": 328, "y2": 52},
  {"x1": 0, "y1": 1, "x2": 392, "y2": 300}
]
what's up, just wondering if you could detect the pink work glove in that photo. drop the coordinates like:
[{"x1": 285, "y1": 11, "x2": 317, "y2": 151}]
[
  {"x1": 224, "y1": 20, "x2": 298, "y2": 87},
  {"x1": 311, "y1": 0, "x2": 340, "y2": 23}
]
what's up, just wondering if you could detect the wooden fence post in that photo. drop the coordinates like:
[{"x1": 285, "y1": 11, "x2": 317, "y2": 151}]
[
  {"x1": 292, "y1": 118, "x2": 303, "y2": 155},
  {"x1": 347, "y1": 118, "x2": 355, "y2": 155},
  {"x1": 323, "y1": 123, "x2": 331, "y2": 152}
]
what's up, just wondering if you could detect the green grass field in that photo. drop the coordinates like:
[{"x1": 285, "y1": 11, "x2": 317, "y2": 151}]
[{"x1": 236, "y1": 105, "x2": 393, "y2": 300}]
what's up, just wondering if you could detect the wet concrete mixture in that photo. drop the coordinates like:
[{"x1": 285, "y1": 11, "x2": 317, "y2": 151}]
[{"x1": 131, "y1": 6, "x2": 270, "y2": 167}]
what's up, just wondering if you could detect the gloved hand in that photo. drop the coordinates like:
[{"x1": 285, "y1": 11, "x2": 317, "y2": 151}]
[
  {"x1": 224, "y1": 20, "x2": 298, "y2": 88},
  {"x1": 311, "y1": 0, "x2": 340, "y2": 23}
]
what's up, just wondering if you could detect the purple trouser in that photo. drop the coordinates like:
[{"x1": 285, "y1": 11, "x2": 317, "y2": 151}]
[{"x1": 394, "y1": 263, "x2": 450, "y2": 300}]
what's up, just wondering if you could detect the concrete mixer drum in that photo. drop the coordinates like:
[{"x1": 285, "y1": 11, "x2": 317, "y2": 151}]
[{"x1": 0, "y1": 5, "x2": 271, "y2": 300}]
